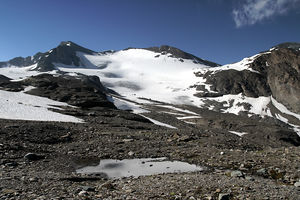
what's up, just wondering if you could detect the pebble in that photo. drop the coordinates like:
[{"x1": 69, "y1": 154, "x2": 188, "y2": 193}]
[
  {"x1": 79, "y1": 186, "x2": 95, "y2": 192},
  {"x1": 218, "y1": 193, "x2": 232, "y2": 200},
  {"x1": 294, "y1": 180, "x2": 300, "y2": 187},
  {"x1": 99, "y1": 181, "x2": 115, "y2": 190},
  {"x1": 29, "y1": 177, "x2": 38, "y2": 182},
  {"x1": 245, "y1": 176, "x2": 255, "y2": 181},
  {"x1": 256, "y1": 168, "x2": 267, "y2": 175},
  {"x1": 78, "y1": 191, "x2": 87, "y2": 196},
  {"x1": 24, "y1": 153, "x2": 45, "y2": 161},
  {"x1": 230, "y1": 170, "x2": 243, "y2": 177}
]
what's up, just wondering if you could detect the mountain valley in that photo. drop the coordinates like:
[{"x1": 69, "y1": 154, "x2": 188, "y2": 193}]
[{"x1": 0, "y1": 41, "x2": 299, "y2": 199}]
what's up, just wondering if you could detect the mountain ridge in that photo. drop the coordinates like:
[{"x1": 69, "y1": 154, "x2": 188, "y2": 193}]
[{"x1": 0, "y1": 41, "x2": 220, "y2": 71}]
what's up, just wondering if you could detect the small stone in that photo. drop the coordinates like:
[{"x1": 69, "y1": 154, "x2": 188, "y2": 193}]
[
  {"x1": 29, "y1": 177, "x2": 38, "y2": 182},
  {"x1": 294, "y1": 180, "x2": 300, "y2": 187},
  {"x1": 88, "y1": 112, "x2": 96, "y2": 116},
  {"x1": 230, "y1": 170, "x2": 243, "y2": 177},
  {"x1": 216, "y1": 188, "x2": 221, "y2": 193},
  {"x1": 125, "y1": 189, "x2": 133, "y2": 193},
  {"x1": 128, "y1": 151, "x2": 134, "y2": 156},
  {"x1": 123, "y1": 139, "x2": 134, "y2": 142},
  {"x1": 257, "y1": 168, "x2": 267, "y2": 175},
  {"x1": 5, "y1": 162, "x2": 18, "y2": 167},
  {"x1": 177, "y1": 135, "x2": 191, "y2": 142},
  {"x1": 78, "y1": 191, "x2": 87, "y2": 196},
  {"x1": 245, "y1": 176, "x2": 255, "y2": 181},
  {"x1": 80, "y1": 186, "x2": 95, "y2": 192},
  {"x1": 218, "y1": 193, "x2": 232, "y2": 200},
  {"x1": 24, "y1": 153, "x2": 45, "y2": 161},
  {"x1": 220, "y1": 152, "x2": 225, "y2": 155},
  {"x1": 99, "y1": 181, "x2": 115, "y2": 190}
]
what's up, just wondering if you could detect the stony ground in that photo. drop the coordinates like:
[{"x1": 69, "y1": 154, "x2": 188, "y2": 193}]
[{"x1": 0, "y1": 105, "x2": 300, "y2": 199}]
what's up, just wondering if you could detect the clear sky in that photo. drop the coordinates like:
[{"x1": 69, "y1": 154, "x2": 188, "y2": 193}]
[{"x1": 0, "y1": 0, "x2": 299, "y2": 64}]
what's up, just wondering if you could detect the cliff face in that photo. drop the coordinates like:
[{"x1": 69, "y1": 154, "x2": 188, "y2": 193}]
[
  {"x1": 197, "y1": 46, "x2": 300, "y2": 114},
  {"x1": 251, "y1": 48, "x2": 300, "y2": 113}
]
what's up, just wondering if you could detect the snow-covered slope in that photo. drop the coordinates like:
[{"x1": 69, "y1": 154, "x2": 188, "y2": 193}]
[
  {"x1": 56, "y1": 48, "x2": 210, "y2": 105},
  {"x1": 0, "y1": 87, "x2": 82, "y2": 123}
]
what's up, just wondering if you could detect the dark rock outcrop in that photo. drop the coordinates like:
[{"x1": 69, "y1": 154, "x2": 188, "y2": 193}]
[
  {"x1": 201, "y1": 70, "x2": 271, "y2": 97},
  {"x1": 250, "y1": 47, "x2": 300, "y2": 113},
  {"x1": 0, "y1": 74, "x2": 11, "y2": 83},
  {"x1": 196, "y1": 43, "x2": 300, "y2": 114},
  {"x1": 34, "y1": 41, "x2": 96, "y2": 71},
  {"x1": 146, "y1": 45, "x2": 220, "y2": 67},
  {"x1": 23, "y1": 74, "x2": 116, "y2": 109}
]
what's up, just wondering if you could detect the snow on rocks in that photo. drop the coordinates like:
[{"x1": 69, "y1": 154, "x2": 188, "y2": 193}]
[
  {"x1": 229, "y1": 131, "x2": 247, "y2": 137},
  {"x1": 57, "y1": 48, "x2": 208, "y2": 106},
  {"x1": 0, "y1": 89, "x2": 83, "y2": 123}
]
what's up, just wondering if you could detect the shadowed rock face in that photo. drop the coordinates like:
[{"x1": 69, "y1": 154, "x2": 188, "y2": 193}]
[
  {"x1": 202, "y1": 70, "x2": 271, "y2": 98},
  {"x1": 250, "y1": 48, "x2": 300, "y2": 113},
  {"x1": 0, "y1": 74, "x2": 11, "y2": 83},
  {"x1": 23, "y1": 74, "x2": 116, "y2": 109},
  {"x1": 145, "y1": 45, "x2": 220, "y2": 67},
  {"x1": 35, "y1": 41, "x2": 96, "y2": 71}
]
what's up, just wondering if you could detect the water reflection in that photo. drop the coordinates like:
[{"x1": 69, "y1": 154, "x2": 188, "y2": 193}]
[{"x1": 76, "y1": 157, "x2": 202, "y2": 179}]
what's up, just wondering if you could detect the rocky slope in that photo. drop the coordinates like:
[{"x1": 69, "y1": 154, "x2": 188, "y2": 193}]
[{"x1": 0, "y1": 41, "x2": 300, "y2": 199}]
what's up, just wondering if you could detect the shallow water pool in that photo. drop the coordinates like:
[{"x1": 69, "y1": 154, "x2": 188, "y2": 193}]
[{"x1": 76, "y1": 157, "x2": 203, "y2": 179}]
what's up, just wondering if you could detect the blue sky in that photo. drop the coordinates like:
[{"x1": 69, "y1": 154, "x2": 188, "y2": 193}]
[{"x1": 0, "y1": 0, "x2": 299, "y2": 64}]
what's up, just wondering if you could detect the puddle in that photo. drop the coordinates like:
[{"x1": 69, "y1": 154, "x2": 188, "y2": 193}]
[{"x1": 76, "y1": 157, "x2": 203, "y2": 179}]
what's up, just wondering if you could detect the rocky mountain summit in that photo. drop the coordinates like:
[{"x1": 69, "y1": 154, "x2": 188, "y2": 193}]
[{"x1": 0, "y1": 41, "x2": 299, "y2": 199}]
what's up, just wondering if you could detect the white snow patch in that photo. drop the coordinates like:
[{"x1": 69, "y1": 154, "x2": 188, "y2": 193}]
[
  {"x1": 205, "y1": 94, "x2": 270, "y2": 116},
  {"x1": 292, "y1": 126, "x2": 300, "y2": 137},
  {"x1": 23, "y1": 86, "x2": 36, "y2": 92},
  {"x1": 269, "y1": 47, "x2": 276, "y2": 51},
  {"x1": 0, "y1": 64, "x2": 40, "y2": 80},
  {"x1": 207, "y1": 53, "x2": 261, "y2": 74},
  {"x1": 0, "y1": 90, "x2": 83, "y2": 123},
  {"x1": 229, "y1": 131, "x2": 247, "y2": 137},
  {"x1": 271, "y1": 96, "x2": 300, "y2": 120},
  {"x1": 107, "y1": 96, "x2": 177, "y2": 129},
  {"x1": 0, "y1": 64, "x2": 58, "y2": 81},
  {"x1": 107, "y1": 96, "x2": 149, "y2": 114},
  {"x1": 177, "y1": 116, "x2": 202, "y2": 120},
  {"x1": 140, "y1": 114, "x2": 177, "y2": 129},
  {"x1": 275, "y1": 113, "x2": 289, "y2": 123},
  {"x1": 183, "y1": 121, "x2": 196, "y2": 125},
  {"x1": 156, "y1": 105, "x2": 200, "y2": 115}
]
